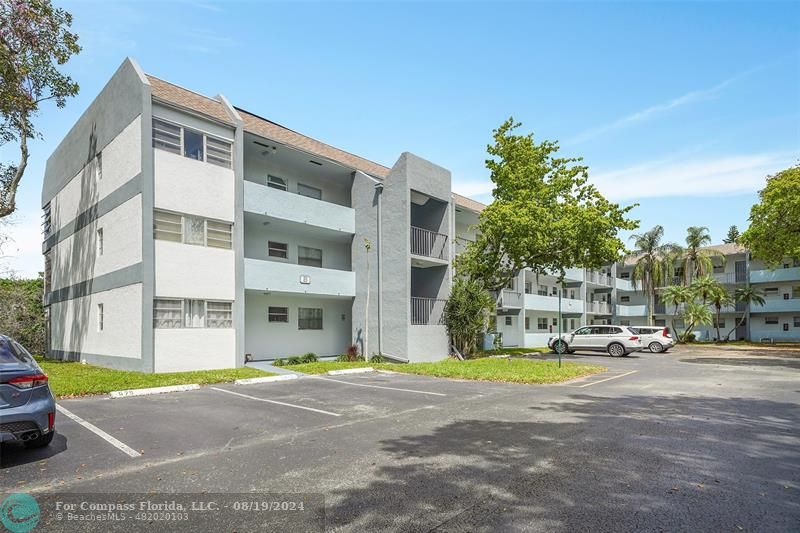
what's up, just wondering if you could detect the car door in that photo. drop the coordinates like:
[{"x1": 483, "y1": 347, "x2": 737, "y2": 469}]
[
  {"x1": 588, "y1": 326, "x2": 608, "y2": 349},
  {"x1": 570, "y1": 327, "x2": 592, "y2": 349}
]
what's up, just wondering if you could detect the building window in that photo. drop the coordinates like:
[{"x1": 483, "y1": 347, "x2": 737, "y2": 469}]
[
  {"x1": 764, "y1": 288, "x2": 779, "y2": 297},
  {"x1": 185, "y1": 299, "x2": 205, "y2": 328},
  {"x1": 206, "y1": 301, "x2": 233, "y2": 328},
  {"x1": 783, "y1": 323, "x2": 789, "y2": 331},
  {"x1": 268, "y1": 241, "x2": 288, "y2": 259},
  {"x1": 713, "y1": 318, "x2": 726, "y2": 329},
  {"x1": 713, "y1": 263, "x2": 725, "y2": 274},
  {"x1": 206, "y1": 220, "x2": 233, "y2": 249},
  {"x1": 620, "y1": 272, "x2": 630, "y2": 279},
  {"x1": 206, "y1": 136, "x2": 232, "y2": 168},
  {"x1": 793, "y1": 316, "x2": 800, "y2": 328},
  {"x1": 97, "y1": 303, "x2": 104, "y2": 332},
  {"x1": 268, "y1": 306, "x2": 289, "y2": 323},
  {"x1": 552, "y1": 317, "x2": 558, "y2": 326},
  {"x1": 524, "y1": 282, "x2": 532, "y2": 294},
  {"x1": 298, "y1": 246, "x2": 323, "y2": 268},
  {"x1": 152, "y1": 117, "x2": 232, "y2": 169},
  {"x1": 620, "y1": 319, "x2": 630, "y2": 326},
  {"x1": 525, "y1": 317, "x2": 530, "y2": 330},
  {"x1": 537, "y1": 285, "x2": 548, "y2": 296},
  {"x1": 551, "y1": 286, "x2": 558, "y2": 296},
  {"x1": 154, "y1": 299, "x2": 183, "y2": 328},
  {"x1": 620, "y1": 296, "x2": 630, "y2": 303},
  {"x1": 154, "y1": 210, "x2": 232, "y2": 249},
  {"x1": 792, "y1": 286, "x2": 800, "y2": 299},
  {"x1": 42, "y1": 203, "x2": 51, "y2": 237},
  {"x1": 297, "y1": 183, "x2": 322, "y2": 200},
  {"x1": 504, "y1": 316, "x2": 512, "y2": 326},
  {"x1": 537, "y1": 318, "x2": 547, "y2": 330},
  {"x1": 298, "y1": 308, "x2": 323, "y2": 330},
  {"x1": 765, "y1": 316, "x2": 779, "y2": 325},
  {"x1": 267, "y1": 175, "x2": 288, "y2": 191},
  {"x1": 97, "y1": 228, "x2": 104, "y2": 256}
]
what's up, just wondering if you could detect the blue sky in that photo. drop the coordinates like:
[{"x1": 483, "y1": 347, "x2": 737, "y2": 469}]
[{"x1": 1, "y1": 0, "x2": 798, "y2": 277}]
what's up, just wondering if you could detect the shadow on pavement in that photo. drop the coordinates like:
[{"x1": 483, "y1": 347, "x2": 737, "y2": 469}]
[
  {"x1": 681, "y1": 357, "x2": 800, "y2": 369},
  {"x1": 326, "y1": 394, "x2": 800, "y2": 531},
  {"x1": 0, "y1": 432, "x2": 68, "y2": 469}
]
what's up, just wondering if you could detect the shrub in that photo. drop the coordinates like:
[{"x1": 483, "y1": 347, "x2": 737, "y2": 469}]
[
  {"x1": 286, "y1": 356, "x2": 302, "y2": 366},
  {"x1": 336, "y1": 353, "x2": 350, "y2": 362},
  {"x1": 273, "y1": 358, "x2": 285, "y2": 367},
  {"x1": 301, "y1": 352, "x2": 318, "y2": 363},
  {"x1": 444, "y1": 277, "x2": 495, "y2": 357},
  {"x1": 341, "y1": 344, "x2": 362, "y2": 362},
  {"x1": 685, "y1": 333, "x2": 696, "y2": 342},
  {"x1": 369, "y1": 353, "x2": 385, "y2": 363}
]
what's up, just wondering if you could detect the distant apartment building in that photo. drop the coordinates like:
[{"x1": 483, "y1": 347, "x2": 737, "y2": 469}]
[
  {"x1": 495, "y1": 244, "x2": 800, "y2": 345},
  {"x1": 41, "y1": 58, "x2": 483, "y2": 372}
]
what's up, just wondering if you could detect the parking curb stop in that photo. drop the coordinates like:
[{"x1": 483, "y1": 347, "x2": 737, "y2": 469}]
[
  {"x1": 109, "y1": 384, "x2": 200, "y2": 398},
  {"x1": 235, "y1": 375, "x2": 298, "y2": 385},
  {"x1": 327, "y1": 367, "x2": 375, "y2": 375}
]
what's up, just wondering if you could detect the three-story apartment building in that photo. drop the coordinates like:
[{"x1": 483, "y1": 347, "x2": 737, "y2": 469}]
[
  {"x1": 496, "y1": 244, "x2": 800, "y2": 344},
  {"x1": 41, "y1": 58, "x2": 484, "y2": 372}
]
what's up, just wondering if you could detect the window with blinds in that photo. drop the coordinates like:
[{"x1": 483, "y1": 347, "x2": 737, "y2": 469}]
[
  {"x1": 152, "y1": 117, "x2": 232, "y2": 169},
  {"x1": 298, "y1": 308, "x2": 323, "y2": 330},
  {"x1": 206, "y1": 302, "x2": 233, "y2": 328},
  {"x1": 153, "y1": 299, "x2": 233, "y2": 329},
  {"x1": 154, "y1": 210, "x2": 232, "y2": 249},
  {"x1": 154, "y1": 299, "x2": 183, "y2": 328},
  {"x1": 298, "y1": 246, "x2": 322, "y2": 268}
]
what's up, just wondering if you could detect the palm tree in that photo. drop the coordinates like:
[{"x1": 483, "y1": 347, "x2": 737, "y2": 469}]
[
  {"x1": 724, "y1": 286, "x2": 766, "y2": 341},
  {"x1": 629, "y1": 226, "x2": 678, "y2": 325},
  {"x1": 707, "y1": 285, "x2": 734, "y2": 342},
  {"x1": 661, "y1": 285, "x2": 694, "y2": 340},
  {"x1": 690, "y1": 275, "x2": 718, "y2": 305},
  {"x1": 682, "y1": 226, "x2": 725, "y2": 284},
  {"x1": 680, "y1": 302, "x2": 713, "y2": 342}
]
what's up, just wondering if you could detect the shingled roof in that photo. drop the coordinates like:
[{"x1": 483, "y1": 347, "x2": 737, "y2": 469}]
[{"x1": 145, "y1": 73, "x2": 487, "y2": 212}]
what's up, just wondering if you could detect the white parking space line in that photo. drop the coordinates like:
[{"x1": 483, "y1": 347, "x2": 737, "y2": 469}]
[
  {"x1": 575, "y1": 370, "x2": 638, "y2": 388},
  {"x1": 56, "y1": 404, "x2": 141, "y2": 458},
  {"x1": 309, "y1": 376, "x2": 447, "y2": 397},
  {"x1": 209, "y1": 387, "x2": 342, "y2": 417}
]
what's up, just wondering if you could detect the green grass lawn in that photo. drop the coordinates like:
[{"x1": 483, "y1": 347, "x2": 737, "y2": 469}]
[
  {"x1": 289, "y1": 357, "x2": 604, "y2": 385},
  {"x1": 477, "y1": 347, "x2": 551, "y2": 356},
  {"x1": 35, "y1": 356, "x2": 275, "y2": 398}
]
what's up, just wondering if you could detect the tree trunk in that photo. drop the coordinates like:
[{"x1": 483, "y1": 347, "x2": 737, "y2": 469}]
[
  {"x1": 0, "y1": 132, "x2": 28, "y2": 219},
  {"x1": 714, "y1": 305, "x2": 722, "y2": 342},
  {"x1": 725, "y1": 313, "x2": 747, "y2": 341}
]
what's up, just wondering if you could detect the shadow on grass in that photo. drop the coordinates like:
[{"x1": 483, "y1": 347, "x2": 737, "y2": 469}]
[{"x1": 325, "y1": 394, "x2": 800, "y2": 531}]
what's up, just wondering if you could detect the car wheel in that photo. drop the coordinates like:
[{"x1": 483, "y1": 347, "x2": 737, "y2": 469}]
[
  {"x1": 648, "y1": 341, "x2": 664, "y2": 353},
  {"x1": 24, "y1": 431, "x2": 54, "y2": 449},
  {"x1": 607, "y1": 343, "x2": 625, "y2": 357},
  {"x1": 553, "y1": 340, "x2": 569, "y2": 354}
]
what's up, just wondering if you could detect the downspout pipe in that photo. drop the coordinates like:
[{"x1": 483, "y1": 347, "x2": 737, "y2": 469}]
[{"x1": 356, "y1": 171, "x2": 384, "y2": 356}]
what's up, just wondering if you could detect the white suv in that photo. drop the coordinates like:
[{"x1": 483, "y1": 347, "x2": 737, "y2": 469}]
[
  {"x1": 632, "y1": 326, "x2": 675, "y2": 353},
  {"x1": 548, "y1": 325, "x2": 643, "y2": 357}
]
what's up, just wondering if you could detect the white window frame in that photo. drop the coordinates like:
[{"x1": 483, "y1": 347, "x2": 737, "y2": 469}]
[
  {"x1": 793, "y1": 316, "x2": 800, "y2": 328},
  {"x1": 537, "y1": 317, "x2": 548, "y2": 330},
  {"x1": 152, "y1": 117, "x2": 232, "y2": 169},
  {"x1": 298, "y1": 307, "x2": 323, "y2": 330},
  {"x1": 298, "y1": 245, "x2": 323, "y2": 268},
  {"x1": 297, "y1": 183, "x2": 322, "y2": 200},
  {"x1": 267, "y1": 175, "x2": 288, "y2": 191},
  {"x1": 504, "y1": 316, "x2": 512, "y2": 326},
  {"x1": 268, "y1": 241, "x2": 288, "y2": 259},
  {"x1": 153, "y1": 298, "x2": 184, "y2": 329},
  {"x1": 206, "y1": 301, "x2": 233, "y2": 328},
  {"x1": 765, "y1": 316, "x2": 779, "y2": 325}
]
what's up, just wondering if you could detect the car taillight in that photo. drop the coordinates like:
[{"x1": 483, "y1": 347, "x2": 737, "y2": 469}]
[
  {"x1": 8, "y1": 374, "x2": 48, "y2": 389},
  {"x1": 663, "y1": 327, "x2": 671, "y2": 338},
  {"x1": 629, "y1": 336, "x2": 639, "y2": 341},
  {"x1": 48, "y1": 411, "x2": 55, "y2": 431}
]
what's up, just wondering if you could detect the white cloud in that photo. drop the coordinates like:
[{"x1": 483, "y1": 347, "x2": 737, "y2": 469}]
[{"x1": 591, "y1": 151, "x2": 798, "y2": 202}]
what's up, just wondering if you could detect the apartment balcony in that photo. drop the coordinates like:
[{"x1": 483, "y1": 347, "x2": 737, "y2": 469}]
[
  {"x1": 586, "y1": 301, "x2": 612, "y2": 314},
  {"x1": 586, "y1": 271, "x2": 613, "y2": 286},
  {"x1": 244, "y1": 257, "x2": 355, "y2": 297},
  {"x1": 243, "y1": 180, "x2": 355, "y2": 235},
  {"x1": 750, "y1": 298, "x2": 800, "y2": 313},
  {"x1": 525, "y1": 293, "x2": 584, "y2": 314},
  {"x1": 497, "y1": 289, "x2": 524, "y2": 309},
  {"x1": 411, "y1": 297, "x2": 446, "y2": 325},
  {"x1": 750, "y1": 267, "x2": 800, "y2": 284},
  {"x1": 616, "y1": 304, "x2": 647, "y2": 317},
  {"x1": 712, "y1": 271, "x2": 747, "y2": 284},
  {"x1": 410, "y1": 226, "x2": 449, "y2": 267},
  {"x1": 615, "y1": 277, "x2": 634, "y2": 292}
]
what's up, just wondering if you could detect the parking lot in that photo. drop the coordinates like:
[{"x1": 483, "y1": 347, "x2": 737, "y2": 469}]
[{"x1": 2, "y1": 345, "x2": 799, "y2": 531}]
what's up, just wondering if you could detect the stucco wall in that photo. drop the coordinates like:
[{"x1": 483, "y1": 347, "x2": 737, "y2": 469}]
[
  {"x1": 154, "y1": 241, "x2": 235, "y2": 300},
  {"x1": 154, "y1": 329, "x2": 236, "y2": 372},
  {"x1": 407, "y1": 326, "x2": 449, "y2": 362},
  {"x1": 244, "y1": 221, "x2": 351, "y2": 271},
  {"x1": 245, "y1": 293, "x2": 352, "y2": 359},
  {"x1": 49, "y1": 284, "x2": 143, "y2": 362}
]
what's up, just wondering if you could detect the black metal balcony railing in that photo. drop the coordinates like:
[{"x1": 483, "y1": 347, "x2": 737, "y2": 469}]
[
  {"x1": 410, "y1": 226, "x2": 448, "y2": 260},
  {"x1": 411, "y1": 297, "x2": 447, "y2": 325}
]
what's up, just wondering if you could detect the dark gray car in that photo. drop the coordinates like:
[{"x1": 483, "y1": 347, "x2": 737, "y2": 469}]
[{"x1": 0, "y1": 335, "x2": 56, "y2": 448}]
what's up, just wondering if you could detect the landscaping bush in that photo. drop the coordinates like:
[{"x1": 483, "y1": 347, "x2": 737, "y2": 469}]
[
  {"x1": 443, "y1": 277, "x2": 495, "y2": 357},
  {"x1": 286, "y1": 356, "x2": 302, "y2": 365},
  {"x1": 301, "y1": 352, "x2": 318, "y2": 363},
  {"x1": 273, "y1": 358, "x2": 285, "y2": 367},
  {"x1": 341, "y1": 344, "x2": 362, "y2": 362},
  {"x1": 336, "y1": 353, "x2": 350, "y2": 362},
  {"x1": 369, "y1": 353, "x2": 385, "y2": 363}
]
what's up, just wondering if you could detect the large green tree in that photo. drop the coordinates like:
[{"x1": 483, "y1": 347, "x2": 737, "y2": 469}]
[
  {"x1": 629, "y1": 225, "x2": 679, "y2": 325},
  {"x1": 0, "y1": 276, "x2": 46, "y2": 353},
  {"x1": 740, "y1": 165, "x2": 800, "y2": 265},
  {"x1": 723, "y1": 225, "x2": 740, "y2": 244},
  {"x1": 456, "y1": 118, "x2": 638, "y2": 291},
  {"x1": 0, "y1": 0, "x2": 81, "y2": 218}
]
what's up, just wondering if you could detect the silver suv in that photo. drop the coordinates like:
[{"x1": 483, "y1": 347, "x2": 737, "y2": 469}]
[{"x1": 548, "y1": 325, "x2": 643, "y2": 357}]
